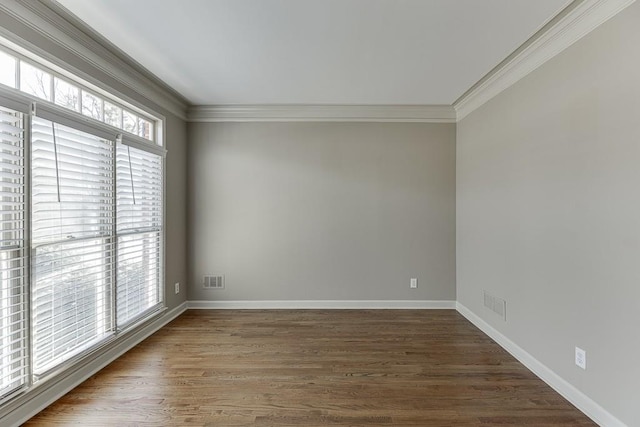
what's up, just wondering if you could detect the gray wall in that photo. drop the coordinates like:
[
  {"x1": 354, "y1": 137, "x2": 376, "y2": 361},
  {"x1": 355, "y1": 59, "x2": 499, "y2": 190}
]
[
  {"x1": 188, "y1": 122, "x2": 456, "y2": 301},
  {"x1": 456, "y1": 3, "x2": 640, "y2": 426},
  {"x1": 164, "y1": 112, "x2": 188, "y2": 309}
]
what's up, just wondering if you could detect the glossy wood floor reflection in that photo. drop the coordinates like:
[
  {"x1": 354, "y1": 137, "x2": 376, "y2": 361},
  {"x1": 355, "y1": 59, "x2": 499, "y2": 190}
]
[{"x1": 25, "y1": 310, "x2": 595, "y2": 426}]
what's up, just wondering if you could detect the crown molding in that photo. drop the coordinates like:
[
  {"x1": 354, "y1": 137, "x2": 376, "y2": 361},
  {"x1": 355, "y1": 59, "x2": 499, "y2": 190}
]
[
  {"x1": 0, "y1": 0, "x2": 189, "y2": 120},
  {"x1": 2, "y1": 0, "x2": 633, "y2": 124},
  {"x1": 188, "y1": 104, "x2": 456, "y2": 123},
  {"x1": 454, "y1": 0, "x2": 636, "y2": 121}
]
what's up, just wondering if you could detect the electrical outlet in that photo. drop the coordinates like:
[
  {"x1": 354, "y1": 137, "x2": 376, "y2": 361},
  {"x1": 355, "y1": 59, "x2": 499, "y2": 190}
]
[
  {"x1": 410, "y1": 278, "x2": 418, "y2": 289},
  {"x1": 174, "y1": 282, "x2": 180, "y2": 294},
  {"x1": 575, "y1": 347, "x2": 586, "y2": 370}
]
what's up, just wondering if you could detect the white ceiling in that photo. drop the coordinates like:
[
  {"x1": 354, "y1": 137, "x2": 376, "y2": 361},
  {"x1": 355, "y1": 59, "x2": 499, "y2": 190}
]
[{"x1": 56, "y1": 0, "x2": 570, "y2": 106}]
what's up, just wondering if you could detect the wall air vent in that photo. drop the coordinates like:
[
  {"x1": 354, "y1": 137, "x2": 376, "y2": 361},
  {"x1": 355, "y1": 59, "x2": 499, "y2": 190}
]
[
  {"x1": 483, "y1": 291, "x2": 506, "y2": 321},
  {"x1": 203, "y1": 275, "x2": 225, "y2": 289}
]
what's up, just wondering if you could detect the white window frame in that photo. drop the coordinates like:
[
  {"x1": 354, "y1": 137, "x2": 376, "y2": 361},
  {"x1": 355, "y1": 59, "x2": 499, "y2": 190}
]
[
  {"x1": 0, "y1": 42, "x2": 160, "y2": 146},
  {"x1": 0, "y1": 35, "x2": 166, "y2": 405}
]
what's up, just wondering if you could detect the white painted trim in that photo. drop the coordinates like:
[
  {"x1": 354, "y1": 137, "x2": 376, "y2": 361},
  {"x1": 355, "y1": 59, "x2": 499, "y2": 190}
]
[
  {"x1": 188, "y1": 105, "x2": 457, "y2": 123},
  {"x1": 454, "y1": 0, "x2": 636, "y2": 121},
  {"x1": 455, "y1": 302, "x2": 627, "y2": 427},
  {"x1": 3, "y1": 300, "x2": 625, "y2": 426},
  {"x1": 1, "y1": 0, "x2": 633, "y2": 124},
  {"x1": 1, "y1": 302, "x2": 188, "y2": 427},
  {"x1": 0, "y1": 0, "x2": 188, "y2": 119},
  {"x1": 188, "y1": 300, "x2": 456, "y2": 309}
]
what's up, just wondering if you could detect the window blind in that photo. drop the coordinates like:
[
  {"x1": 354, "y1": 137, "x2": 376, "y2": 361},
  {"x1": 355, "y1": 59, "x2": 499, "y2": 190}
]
[
  {"x1": 0, "y1": 106, "x2": 27, "y2": 396},
  {"x1": 0, "y1": 40, "x2": 165, "y2": 403},
  {"x1": 115, "y1": 142, "x2": 162, "y2": 327},
  {"x1": 31, "y1": 116, "x2": 114, "y2": 374}
]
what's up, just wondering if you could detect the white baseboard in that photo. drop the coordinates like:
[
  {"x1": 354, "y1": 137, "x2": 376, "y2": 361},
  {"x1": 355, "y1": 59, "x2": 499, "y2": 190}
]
[
  {"x1": 455, "y1": 302, "x2": 626, "y2": 427},
  {"x1": 187, "y1": 299, "x2": 456, "y2": 309},
  {"x1": 2, "y1": 301, "x2": 188, "y2": 427},
  {"x1": 6, "y1": 300, "x2": 623, "y2": 427}
]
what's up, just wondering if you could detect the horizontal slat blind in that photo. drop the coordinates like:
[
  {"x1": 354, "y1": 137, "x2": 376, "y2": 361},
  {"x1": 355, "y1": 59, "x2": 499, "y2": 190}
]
[
  {"x1": 1, "y1": 41, "x2": 165, "y2": 400},
  {"x1": 116, "y1": 232, "x2": 160, "y2": 326},
  {"x1": 116, "y1": 143, "x2": 162, "y2": 326},
  {"x1": 31, "y1": 118, "x2": 113, "y2": 246},
  {"x1": 0, "y1": 106, "x2": 27, "y2": 396},
  {"x1": 31, "y1": 117, "x2": 114, "y2": 374}
]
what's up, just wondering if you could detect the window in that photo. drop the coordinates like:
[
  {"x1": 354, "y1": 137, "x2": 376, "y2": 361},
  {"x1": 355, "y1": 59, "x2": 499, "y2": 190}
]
[
  {"x1": 0, "y1": 39, "x2": 164, "y2": 402},
  {"x1": 53, "y1": 78, "x2": 79, "y2": 112},
  {"x1": 0, "y1": 51, "x2": 16, "y2": 88},
  {"x1": 116, "y1": 144, "x2": 162, "y2": 327},
  {"x1": 0, "y1": 106, "x2": 27, "y2": 397},
  {"x1": 0, "y1": 47, "x2": 156, "y2": 143},
  {"x1": 31, "y1": 117, "x2": 114, "y2": 374},
  {"x1": 20, "y1": 62, "x2": 51, "y2": 102},
  {"x1": 81, "y1": 91, "x2": 103, "y2": 121},
  {"x1": 104, "y1": 102, "x2": 122, "y2": 129}
]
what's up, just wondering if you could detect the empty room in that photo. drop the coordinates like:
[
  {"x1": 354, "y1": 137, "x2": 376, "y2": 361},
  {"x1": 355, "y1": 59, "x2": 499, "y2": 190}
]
[{"x1": 0, "y1": 0, "x2": 638, "y2": 425}]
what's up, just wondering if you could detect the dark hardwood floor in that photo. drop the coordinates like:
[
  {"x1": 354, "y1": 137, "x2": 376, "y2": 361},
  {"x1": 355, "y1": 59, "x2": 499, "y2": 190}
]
[{"x1": 25, "y1": 310, "x2": 595, "y2": 426}]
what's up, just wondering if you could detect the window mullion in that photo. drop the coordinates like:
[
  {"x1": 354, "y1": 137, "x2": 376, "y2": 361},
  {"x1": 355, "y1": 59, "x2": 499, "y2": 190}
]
[
  {"x1": 49, "y1": 73, "x2": 54, "y2": 105},
  {"x1": 15, "y1": 60, "x2": 20, "y2": 91},
  {"x1": 112, "y1": 136, "x2": 118, "y2": 333},
  {"x1": 25, "y1": 106, "x2": 34, "y2": 389}
]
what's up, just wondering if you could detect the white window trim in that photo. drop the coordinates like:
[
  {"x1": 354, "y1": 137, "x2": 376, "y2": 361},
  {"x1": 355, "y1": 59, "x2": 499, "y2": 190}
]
[
  {"x1": 0, "y1": 80, "x2": 166, "y2": 405},
  {"x1": 0, "y1": 38, "x2": 163, "y2": 147}
]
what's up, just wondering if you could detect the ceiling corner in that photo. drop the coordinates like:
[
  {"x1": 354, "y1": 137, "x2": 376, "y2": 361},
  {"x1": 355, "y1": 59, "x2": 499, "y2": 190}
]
[{"x1": 454, "y1": 0, "x2": 636, "y2": 122}]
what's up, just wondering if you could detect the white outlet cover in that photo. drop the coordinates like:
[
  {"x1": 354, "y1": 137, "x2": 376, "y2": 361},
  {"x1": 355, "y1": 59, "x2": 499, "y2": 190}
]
[
  {"x1": 174, "y1": 282, "x2": 180, "y2": 294},
  {"x1": 410, "y1": 278, "x2": 418, "y2": 288},
  {"x1": 575, "y1": 347, "x2": 586, "y2": 370}
]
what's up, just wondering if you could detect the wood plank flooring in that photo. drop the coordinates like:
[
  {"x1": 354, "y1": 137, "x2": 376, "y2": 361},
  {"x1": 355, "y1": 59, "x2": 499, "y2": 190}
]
[{"x1": 25, "y1": 310, "x2": 595, "y2": 426}]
